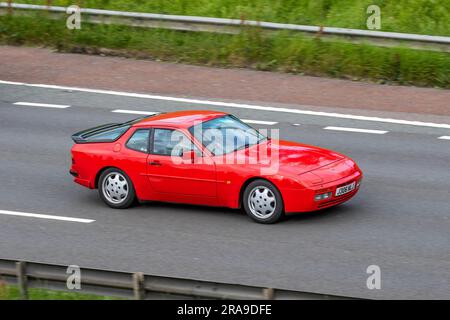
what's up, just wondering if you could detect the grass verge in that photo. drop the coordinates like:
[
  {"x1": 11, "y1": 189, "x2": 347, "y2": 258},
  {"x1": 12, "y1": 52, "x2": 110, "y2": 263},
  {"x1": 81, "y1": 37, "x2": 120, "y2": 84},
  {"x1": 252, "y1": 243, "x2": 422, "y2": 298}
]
[
  {"x1": 0, "y1": 283, "x2": 120, "y2": 300},
  {"x1": 0, "y1": 14, "x2": 449, "y2": 88}
]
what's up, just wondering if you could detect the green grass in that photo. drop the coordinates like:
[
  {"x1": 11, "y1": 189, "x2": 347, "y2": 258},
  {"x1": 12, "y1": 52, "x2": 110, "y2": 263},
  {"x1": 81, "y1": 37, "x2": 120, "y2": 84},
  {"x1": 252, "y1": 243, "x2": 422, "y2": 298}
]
[
  {"x1": 1, "y1": 14, "x2": 449, "y2": 88},
  {"x1": 0, "y1": 283, "x2": 120, "y2": 300},
  {"x1": 20, "y1": 0, "x2": 450, "y2": 36}
]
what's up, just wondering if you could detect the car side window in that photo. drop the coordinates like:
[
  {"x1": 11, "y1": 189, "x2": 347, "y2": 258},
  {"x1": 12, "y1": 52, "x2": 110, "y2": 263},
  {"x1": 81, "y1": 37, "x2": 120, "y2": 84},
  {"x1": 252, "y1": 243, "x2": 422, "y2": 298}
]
[
  {"x1": 152, "y1": 128, "x2": 200, "y2": 156},
  {"x1": 126, "y1": 129, "x2": 150, "y2": 153}
]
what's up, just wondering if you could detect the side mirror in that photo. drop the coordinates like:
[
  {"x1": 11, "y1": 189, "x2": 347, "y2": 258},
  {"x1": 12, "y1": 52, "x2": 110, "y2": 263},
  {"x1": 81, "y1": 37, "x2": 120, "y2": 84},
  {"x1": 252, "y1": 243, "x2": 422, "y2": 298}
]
[{"x1": 182, "y1": 150, "x2": 196, "y2": 163}]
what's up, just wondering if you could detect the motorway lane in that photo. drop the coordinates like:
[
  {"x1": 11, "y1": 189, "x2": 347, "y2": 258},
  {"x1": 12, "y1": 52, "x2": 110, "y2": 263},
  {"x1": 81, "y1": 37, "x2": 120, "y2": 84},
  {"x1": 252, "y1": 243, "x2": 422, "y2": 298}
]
[
  {"x1": 0, "y1": 85, "x2": 450, "y2": 299},
  {"x1": 3, "y1": 81, "x2": 450, "y2": 135}
]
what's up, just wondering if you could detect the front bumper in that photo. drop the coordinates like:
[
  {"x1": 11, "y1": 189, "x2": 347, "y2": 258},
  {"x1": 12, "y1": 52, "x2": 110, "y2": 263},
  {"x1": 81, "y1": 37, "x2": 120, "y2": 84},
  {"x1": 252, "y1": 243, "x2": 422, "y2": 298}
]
[{"x1": 283, "y1": 170, "x2": 362, "y2": 213}]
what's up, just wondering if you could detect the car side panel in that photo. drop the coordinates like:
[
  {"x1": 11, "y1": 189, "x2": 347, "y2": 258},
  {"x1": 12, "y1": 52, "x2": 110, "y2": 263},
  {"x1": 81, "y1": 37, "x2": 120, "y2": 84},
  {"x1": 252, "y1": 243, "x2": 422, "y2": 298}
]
[
  {"x1": 214, "y1": 160, "x2": 304, "y2": 210},
  {"x1": 70, "y1": 130, "x2": 158, "y2": 201}
]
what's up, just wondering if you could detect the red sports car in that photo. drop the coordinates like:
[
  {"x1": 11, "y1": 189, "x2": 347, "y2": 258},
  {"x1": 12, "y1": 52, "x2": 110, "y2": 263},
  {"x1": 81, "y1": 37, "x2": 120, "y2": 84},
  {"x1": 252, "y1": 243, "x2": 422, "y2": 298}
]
[{"x1": 70, "y1": 110, "x2": 362, "y2": 223}]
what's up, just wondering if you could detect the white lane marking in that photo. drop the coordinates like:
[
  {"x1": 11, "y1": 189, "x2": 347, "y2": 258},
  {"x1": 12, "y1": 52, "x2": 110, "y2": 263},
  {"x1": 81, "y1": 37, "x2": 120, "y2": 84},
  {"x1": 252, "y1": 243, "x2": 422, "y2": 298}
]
[
  {"x1": 0, "y1": 210, "x2": 95, "y2": 223},
  {"x1": 293, "y1": 123, "x2": 301, "y2": 126},
  {"x1": 2, "y1": 80, "x2": 450, "y2": 129},
  {"x1": 438, "y1": 136, "x2": 450, "y2": 140},
  {"x1": 324, "y1": 126, "x2": 388, "y2": 134},
  {"x1": 242, "y1": 119, "x2": 278, "y2": 125},
  {"x1": 13, "y1": 102, "x2": 70, "y2": 109},
  {"x1": 112, "y1": 109, "x2": 158, "y2": 115}
]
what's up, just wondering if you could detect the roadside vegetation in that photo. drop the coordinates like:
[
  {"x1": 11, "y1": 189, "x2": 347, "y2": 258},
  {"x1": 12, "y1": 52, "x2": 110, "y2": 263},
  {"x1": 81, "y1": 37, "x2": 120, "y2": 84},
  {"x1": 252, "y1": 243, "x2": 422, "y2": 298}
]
[
  {"x1": 0, "y1": 1, "x2": 449, "y2": 88},
  {"x1": 0, "y1": 282, "x2": 119, "y2": 300},
  {"x1": 21, "y1": 0, "x2": 450, "y2": 36}
]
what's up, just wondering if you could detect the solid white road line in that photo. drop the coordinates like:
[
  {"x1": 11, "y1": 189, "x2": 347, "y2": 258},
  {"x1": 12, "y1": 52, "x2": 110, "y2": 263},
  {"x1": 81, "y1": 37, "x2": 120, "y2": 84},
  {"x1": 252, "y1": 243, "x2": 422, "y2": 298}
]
[
  {"x1": 0, "y1": 210, "x2": 95, "y2": 223},
  {"x1": 324, "y1": 126, "x2": 388, "y2": 134},
  {"x1": 112, "y1": 109, "x2": 158, "y2": 115},
  {"x1": 14, "y1": 102, "x2": 70, "y2": 109},
  {"x1": 2, "y1": 80, "x2": 450, "y2": 129},
  {"x1": 242, "y1": 119, "x2": 278, "y2": 125},
  {"x1": 438, "y1": 136, "x2": 450, "y2": 140}
]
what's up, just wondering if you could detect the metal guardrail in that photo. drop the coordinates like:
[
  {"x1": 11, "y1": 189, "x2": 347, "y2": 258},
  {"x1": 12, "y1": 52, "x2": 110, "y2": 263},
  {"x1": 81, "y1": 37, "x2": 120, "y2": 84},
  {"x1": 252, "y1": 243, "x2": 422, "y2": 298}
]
[
  {"x1": 1, "y1": 2, "x2": 449, "y2": 52},
  {"x1": 0, "y1": 258, "x2": 356, "y2": 300}
]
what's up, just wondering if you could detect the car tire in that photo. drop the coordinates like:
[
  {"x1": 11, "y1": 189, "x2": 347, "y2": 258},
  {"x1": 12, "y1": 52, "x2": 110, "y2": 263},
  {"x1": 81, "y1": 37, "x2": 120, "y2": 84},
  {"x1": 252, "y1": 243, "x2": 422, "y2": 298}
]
[
  {"x1": 243, "y1": 179, "x2": 284, "y2": 224},
  {"x1": 98, "y1": 168, "x2": 136, "y2": 209}
]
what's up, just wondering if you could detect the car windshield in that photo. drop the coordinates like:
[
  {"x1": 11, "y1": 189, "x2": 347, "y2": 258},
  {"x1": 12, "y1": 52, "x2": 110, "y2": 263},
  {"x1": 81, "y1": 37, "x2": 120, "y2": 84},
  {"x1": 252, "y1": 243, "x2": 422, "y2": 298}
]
[{"x1": 188, "y1": 115, "x2": 267, "y2": 156}]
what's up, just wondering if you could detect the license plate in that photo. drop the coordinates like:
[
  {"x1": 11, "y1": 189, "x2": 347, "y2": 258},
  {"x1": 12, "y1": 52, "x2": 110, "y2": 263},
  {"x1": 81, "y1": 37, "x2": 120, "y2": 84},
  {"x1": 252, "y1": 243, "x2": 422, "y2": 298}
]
[{"x1": 335, "y1": 181, "x2": 356, "y2": 197}]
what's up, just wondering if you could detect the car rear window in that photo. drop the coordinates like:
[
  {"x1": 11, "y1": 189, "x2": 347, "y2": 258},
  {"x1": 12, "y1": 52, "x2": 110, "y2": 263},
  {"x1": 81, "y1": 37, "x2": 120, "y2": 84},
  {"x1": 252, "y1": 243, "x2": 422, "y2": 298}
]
[{"x1": 83, "y1": 125, "x2": 131, "y2": 142}]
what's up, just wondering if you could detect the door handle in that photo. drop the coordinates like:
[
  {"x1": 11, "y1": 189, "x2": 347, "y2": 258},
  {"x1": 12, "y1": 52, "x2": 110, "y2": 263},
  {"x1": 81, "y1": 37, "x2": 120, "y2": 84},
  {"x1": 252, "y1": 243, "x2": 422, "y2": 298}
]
[{"x1": 149, "y1": 160, "x2": 162, "y2": 166}]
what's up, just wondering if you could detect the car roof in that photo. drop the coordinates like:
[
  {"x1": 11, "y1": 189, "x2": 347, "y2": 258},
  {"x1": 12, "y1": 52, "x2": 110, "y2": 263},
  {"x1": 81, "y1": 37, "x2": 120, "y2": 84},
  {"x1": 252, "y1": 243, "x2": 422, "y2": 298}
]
[{"x1": 133, "y1": 110, "x2": 228, "y2": 129}]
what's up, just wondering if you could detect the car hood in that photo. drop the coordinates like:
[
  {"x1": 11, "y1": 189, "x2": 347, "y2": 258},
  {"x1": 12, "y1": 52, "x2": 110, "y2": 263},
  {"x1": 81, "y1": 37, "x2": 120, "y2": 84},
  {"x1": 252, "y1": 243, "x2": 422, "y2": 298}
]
[{"x1": 245, "y1": 139, "x2": 345, "y2": 175}]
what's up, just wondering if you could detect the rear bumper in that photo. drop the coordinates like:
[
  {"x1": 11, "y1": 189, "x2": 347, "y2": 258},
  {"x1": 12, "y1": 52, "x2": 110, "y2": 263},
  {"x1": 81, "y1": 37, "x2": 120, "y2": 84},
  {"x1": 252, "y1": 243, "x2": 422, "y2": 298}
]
[
  {"x1": 70, "y1": 167, "x2": 93, "y2": 188},
  {"x1": 284, "y1": 170, "x2": 362, "y2": 213},
  {"x1": 69, "y1": 170, "x2": 78, "y2": 177},
  {"x1": 74, "y1": 177, "x2": 91, "y2": 188}
]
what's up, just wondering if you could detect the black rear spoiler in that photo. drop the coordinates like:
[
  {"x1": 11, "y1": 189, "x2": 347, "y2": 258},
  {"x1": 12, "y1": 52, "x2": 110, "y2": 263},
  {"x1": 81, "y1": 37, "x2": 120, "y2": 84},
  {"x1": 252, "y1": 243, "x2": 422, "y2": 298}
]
[
  {"x1": 71, "y1": 123, "x2": 122, "y2": 143},
  {"x1": 71, "y1": 114, "x2": 162, "y2": 144}
]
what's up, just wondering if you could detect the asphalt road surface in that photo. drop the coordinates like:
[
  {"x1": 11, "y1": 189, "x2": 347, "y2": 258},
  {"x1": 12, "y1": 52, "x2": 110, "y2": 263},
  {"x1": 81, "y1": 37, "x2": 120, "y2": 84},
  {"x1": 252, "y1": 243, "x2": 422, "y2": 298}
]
[{"x1": 0, "y1": 82, "x2": 450, "y2": 299}]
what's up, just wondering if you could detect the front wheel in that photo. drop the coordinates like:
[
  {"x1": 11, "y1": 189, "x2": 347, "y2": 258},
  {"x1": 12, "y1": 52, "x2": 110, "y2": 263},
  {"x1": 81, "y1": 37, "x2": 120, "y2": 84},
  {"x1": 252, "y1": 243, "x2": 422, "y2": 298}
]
[
  {"x1": 98, "y1": 168, "x2": 136, "y2": 209},
  {"x1": 243, "y1": 180, "x2": 284, "y2": 224}
]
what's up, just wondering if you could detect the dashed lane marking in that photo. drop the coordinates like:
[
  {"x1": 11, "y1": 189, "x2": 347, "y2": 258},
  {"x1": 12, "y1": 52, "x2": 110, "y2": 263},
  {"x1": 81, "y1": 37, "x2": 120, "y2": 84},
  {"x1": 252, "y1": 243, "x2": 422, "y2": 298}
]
[
  {"x1": 242, "y1": 119, "x2": 278, "y2": 125},
  {"x1": 0, "y1": 210, "x2": 95, "y2": 223},
  {"x1": 324, "y1": 126, "x2": 388, "y2": 135},
  {"x1": 14, "y1": 102, "x2": 70, "y2": 109},
  {"x1": 111, "y1": 109, "x2": 158, "y2": 115}
]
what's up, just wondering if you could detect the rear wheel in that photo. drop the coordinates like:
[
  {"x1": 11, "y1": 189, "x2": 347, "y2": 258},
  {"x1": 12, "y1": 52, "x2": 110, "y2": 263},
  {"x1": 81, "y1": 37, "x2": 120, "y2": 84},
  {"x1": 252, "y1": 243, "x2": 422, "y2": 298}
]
[
  {"x1": 243, "y1": 180, "x2": 284, "y2": 224},
  {"x1": 98, "y1": 168, "x2": 136, "y2": 209}
]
